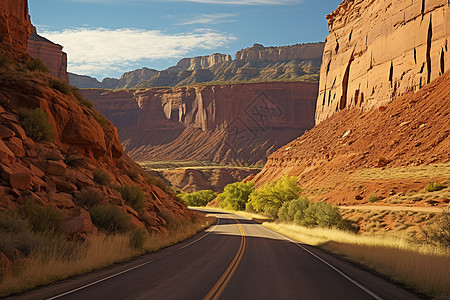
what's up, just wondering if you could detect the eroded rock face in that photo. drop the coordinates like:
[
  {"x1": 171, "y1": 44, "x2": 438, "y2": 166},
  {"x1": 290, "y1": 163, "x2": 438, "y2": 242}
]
[
  {"x1": 82, "y1": 81, "x2": 318, "y2": 164},
  {"x1": 316, "y1": 0, "x2": 450, "y2": 124},
  {"x1": 27, "y1": 25, "x2": 69, "y2": 82},
  {"x1": 0, "y1": 0, "x2": 30, "y2": 56},
  {"x1": 167, "y1": 53, "x2": 232, "y2": 72},
  {"x1": 235, "y1": 43, "x2": 324, "y2": 62}
]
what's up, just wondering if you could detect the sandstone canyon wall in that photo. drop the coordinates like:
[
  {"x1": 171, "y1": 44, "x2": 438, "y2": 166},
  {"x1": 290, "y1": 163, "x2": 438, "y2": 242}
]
[
  {"x1": 0, "y1": 0, "x2": 30, "y2": 56},
  {"x1": 82, "y1": 81, "x2": 318, "y2": 165},
  {"x1": 27, "y1": 25, "x2": 69, "y2": 82},
  {"x1": 316, "y1": 0, "x2": 450, "y2": 123},
  {"x1": 167, "y1": 53, "x2": 232, "y2": 72}
]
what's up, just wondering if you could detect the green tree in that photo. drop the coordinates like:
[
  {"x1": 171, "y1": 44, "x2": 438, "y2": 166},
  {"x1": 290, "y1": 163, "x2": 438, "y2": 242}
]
[
  {"x1": 278, "y1": 197, "x2": 310, "y2": 222},
  {"x1": 218, "y1": 182, "x2": 255, "y2": 211},
  {"x1": 179, "y1": 190, "x2": 216, "y2": 207},
  {"x1": 248, "y1": 176, "x2": 301, "y2": 218}
]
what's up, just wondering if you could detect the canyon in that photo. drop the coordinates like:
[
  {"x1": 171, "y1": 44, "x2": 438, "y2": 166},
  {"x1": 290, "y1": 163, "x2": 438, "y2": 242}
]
[
  {"x1": 82, "y1": 81, "x2": 318, "y2": 165},
  {"x1": 0, "y1": 0, "x2": 195, "y2": 239},
  {"x1": 316, "y1": 0, "x2": 450, "y2": 123},
  {"x1": 71, "y1": 42, "x2": 324, "y2": 89}
]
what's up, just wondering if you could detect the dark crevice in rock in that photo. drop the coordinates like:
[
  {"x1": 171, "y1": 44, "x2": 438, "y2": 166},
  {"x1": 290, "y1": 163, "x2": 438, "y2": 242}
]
[
  {"x1": 426, "y1": 16, "x2": 433, "y2": 84},
  {"x1": 440, "y1": 48, "x2": 445, "y2": 75},
  {"x1": 339, "y1": 53, "x2": 354, "y2": 111}
]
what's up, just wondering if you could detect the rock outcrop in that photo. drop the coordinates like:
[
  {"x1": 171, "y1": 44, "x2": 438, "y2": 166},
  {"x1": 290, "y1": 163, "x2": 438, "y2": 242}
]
[
  {"x1": 71, "y1": 43, "x2": 324, "y2": 89},
  {"x1": 27, "y1": 25, "x2": 69, "y2": 82},
  {"x1": 156, "y1": 168, "x2": 260, "y2": 193},
  {"x1": 316, "y1": 0, "x2": 450, "y2": 124},
  {"x1": 82, "y1": 81, "x2": 318, "y2": 165},
  {"x1": 253, "y1": 70, "x2": 450, "y2": 205},
  {"x1": 0, "y1": 0, "x2": 196, "y2": 238},
  {"x1": 0, "y1": 0, "x2": 30, "y2": 56},
  {"x1": 167, "y1": 53, "x2": 232, "y2": 72}
]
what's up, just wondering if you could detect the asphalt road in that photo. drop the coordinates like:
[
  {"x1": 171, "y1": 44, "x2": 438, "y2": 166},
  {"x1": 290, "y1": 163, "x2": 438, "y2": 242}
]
[{"x1": 12, "y1": 210, "x2": 423, "y2": 300}]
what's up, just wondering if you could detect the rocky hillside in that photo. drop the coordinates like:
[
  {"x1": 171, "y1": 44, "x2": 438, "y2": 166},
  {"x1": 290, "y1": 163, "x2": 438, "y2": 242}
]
[
  {"x1": 82, "y1": 81, "x2": 318, "y2": 165},
  {"x1": 316, "y1": 0, "x2": 450, "y2": 123},
  {"x1": 27, "y1": 25, "x2": 69, "y2": 82},
  {"x1": 70, "y1": 43, "x2": 324, "y2": 89},
  {"x1": 0, "y1": 0, "x2": 195, "y2": 238},
  {"x1": 253, "y1": 70, "x2": 450, "y2": 206}
]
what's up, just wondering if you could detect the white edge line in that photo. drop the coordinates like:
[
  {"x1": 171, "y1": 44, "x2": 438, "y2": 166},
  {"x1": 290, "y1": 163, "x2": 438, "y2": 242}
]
[
  {"x1": 260, "y1": 226, "x2": 384, "y2": 300},
  {"x1": 47, "y1": 217, "x2": 220, "y2": 300}
]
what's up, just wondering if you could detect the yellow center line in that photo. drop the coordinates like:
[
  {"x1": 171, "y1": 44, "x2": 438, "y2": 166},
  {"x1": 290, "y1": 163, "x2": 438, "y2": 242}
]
[{"x1": 203, "y1": 218, "x2": 246, "y2": 300}]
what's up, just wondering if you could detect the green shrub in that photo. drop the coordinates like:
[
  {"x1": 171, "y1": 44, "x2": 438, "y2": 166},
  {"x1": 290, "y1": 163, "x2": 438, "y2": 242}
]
[
  {"x1": 180, "y1": 190, "x2": 216, "y2": 207},
  {"x1": 117, "y1": 185, "x2": 146, "y2": 212},
  {"x1": 26, "y1": 58, "x2": 49, "y2": 73},
  {"x1": 74, "y1": 187, "x2": 104, "y2": 208},
  {"x1": 0, "y1": 213, "x2": 49, "y2": 256},
  {"x1": 217, "y1": 182, "x2": 254, "y2": 211},
  {"x1": 93, "y1": 168, "x2": 111, "y2": 185},
  {"x1": 90, "y1": 205, "x2": 131, "y2": 234},
  {"x1": 18, "y1": 108, "x2": 54, "y2": 142},
  {"x1": 50, "y1": 78, "x2": 71, "y2": 95},
  {"x1": 70, "y1": 87, "x2": 93, "y2": 108},
  {"x1": 425, "y1": 182, "x2": 446, "y2": 192},
  {"x1": 17, "y1": 201, "x2": 64, "y2": 234},
  {"x1": 248, "y1": 176, "x2": 301, "y2": 218},
  {"x1": 278, "y1": 197, "x2": 310, "y2": 222},
  {"x1": 129, "y1": 228, "x2": 147, "y2": 250},
  {"x1": 368, "y1": 195, "x2": 379, "y2": 203},
  {"x1": 145, "y1": 176, "x2": 178, "y2": 199}
]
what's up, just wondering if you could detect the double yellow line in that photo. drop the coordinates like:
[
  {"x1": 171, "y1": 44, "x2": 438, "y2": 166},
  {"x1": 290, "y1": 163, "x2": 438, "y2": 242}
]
[{"x1": 203, "y1": 218, "x2": 246, "y2": 300}]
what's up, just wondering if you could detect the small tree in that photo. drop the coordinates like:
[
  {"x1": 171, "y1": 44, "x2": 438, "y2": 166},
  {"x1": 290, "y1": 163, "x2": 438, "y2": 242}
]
[
  {"x1": 117, "y1": 185, "x2": 147, "y2": 213},
  {"x1": 90, "y1": 205, "x2": 131, "y2": 234},
  {"x1": 218, "y1": 182, "x2": 254, "y2": 211},
  {"x1": 179, "y1": 190, "x2": 216, "y2": 207}
]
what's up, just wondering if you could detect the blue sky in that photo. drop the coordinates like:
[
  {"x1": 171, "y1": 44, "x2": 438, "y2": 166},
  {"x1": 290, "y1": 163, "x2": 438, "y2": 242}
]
[{"x1": 29, "y1": 0, "x2": 342, "y2": 80}]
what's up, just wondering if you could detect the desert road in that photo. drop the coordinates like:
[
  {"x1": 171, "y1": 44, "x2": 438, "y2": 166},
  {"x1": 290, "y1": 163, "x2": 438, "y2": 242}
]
[{"x1": 12, "y1": 210, "x2": 422, "y2": 300}]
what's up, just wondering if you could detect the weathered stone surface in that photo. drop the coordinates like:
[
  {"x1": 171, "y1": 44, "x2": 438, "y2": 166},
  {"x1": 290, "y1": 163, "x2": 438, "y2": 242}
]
[
  {"x1": 27, "y1": 25, "x2": 69, "y2": 82},
  {"x1": 64, "y1": 208, "x2": 96, "y2": 235},
  {"x1": 316, "y1": 0, "x2": 450, "y2": 124},
  {"x1": 0, "y1": 140, "x2": 15, "y2": 160},
  {"x1": 46, "y1": 160, "x2": 67, "y2": 176},
  {"x1": 7, "y1": 137, "x2": 25, "y2": 157},
  {"x1": 49, "y1": 192, "x2": 74, "y2": 208},
  {"x1": 0, "y1": 0, "x2": 30, "y2": 56},
  {"x1": 52, "y1": 176, "x2": 77, "y2": 193},
  {"x1": 0, "y1": 125, "x2": 15, "y2": 138},
  {"x1": 83, "y1": 81, "x2": 318, "y2": 164},
  {"x1": 9, "y1": 172, "x2": 32, "y2": 190}
]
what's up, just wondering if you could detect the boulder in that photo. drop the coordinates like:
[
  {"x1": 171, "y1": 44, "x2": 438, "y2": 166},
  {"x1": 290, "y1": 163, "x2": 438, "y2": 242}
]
[
  {"x1": 0, "y1": 125, "x2": 15, "y2": 138},
  {"x1": 9, "y1": 173, "x2": 32, "y2": 190},
  {"x1": 46, "y1": 160, "x2": 67, "y2": 176},
  {"x1": 6, "y1": 137, "x2": 25, "y2": 158}
]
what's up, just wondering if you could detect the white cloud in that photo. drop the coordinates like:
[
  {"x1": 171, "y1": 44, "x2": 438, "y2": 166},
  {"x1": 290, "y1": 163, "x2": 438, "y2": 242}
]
[
  {"x1": 179, "y1": 13, "x2": 237, "y2": 25},
  {"x1": 39, "y1": 27, "x2": 236, "y2": 77}
]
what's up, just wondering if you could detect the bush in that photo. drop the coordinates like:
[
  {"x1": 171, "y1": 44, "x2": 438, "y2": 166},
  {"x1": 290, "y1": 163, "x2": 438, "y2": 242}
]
[
  {"x1": 26, "y1": 58, "x2": 49, "y2": 73},
  {"x1": 17, "y1": 201, "x2": 64, "y2": 234},
  {"x1": 74, "y1": 187, "x2": 104, "y2": 208},
  {"x1": 129, "y1": 229, "x2": 147, "y2": 250},
  {"x1": 90, "y1": 205, "x2": 131, "y2": 234},
  {"x1": 425, "y1": 182, "x2": 446, "y2": 192},
  {"x1": 0, "y1": 213, "x2": 48, "y2": 256},
  {"x1": 50, "y1": 78, "x2": 71, "y2": 95},
  {"x1": 18, "y1": 108, "x2": 54, "y2": 142},
  {"x1": 93, "y1": 168, "x2": 111, "y2": 185},
  {"x1": 278, "y1": 197, "x2": 310, "y2": 222},
  {"x1": 217, "y1": 182, "x2": 254, "y2": 211},
  {"x1": 91, "y1": 110, "x2": 109, "y2": 129},
  {"x1": 248, "y1": 176, "x2": 301, "y2": 218},
  {"x1": 70, "y1": 87, "x2": 93, "y2": 108},
  {"x1": 117, "y1": 185, "x2": 146, "y2": 212},
  {"x1": 180, "y1": 190, "x2": 216, "y2": 207},
  {"x1": 368, "y1": 195, "x2": 379, "y2": 203}
]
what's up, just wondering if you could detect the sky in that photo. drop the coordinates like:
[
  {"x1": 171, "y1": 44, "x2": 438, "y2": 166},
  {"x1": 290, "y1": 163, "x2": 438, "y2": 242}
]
[{"x1": 29, "y1": 0, "x2": 343, "y2": 80}]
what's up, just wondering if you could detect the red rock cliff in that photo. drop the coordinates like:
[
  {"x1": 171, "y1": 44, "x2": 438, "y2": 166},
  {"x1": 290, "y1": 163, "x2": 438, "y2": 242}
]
[
  {"x1": 82, "y1": 81, "x2": 318, "y2": 165},
  {"x1": 316, "y1": 0, "x2": 450, "y2": 124},
  {"x1": 0, "y1": 0, "x2": 30, "y2": 56},
  {"x1": 28, "y1": 25, "x2": 69, "y2": 82}
]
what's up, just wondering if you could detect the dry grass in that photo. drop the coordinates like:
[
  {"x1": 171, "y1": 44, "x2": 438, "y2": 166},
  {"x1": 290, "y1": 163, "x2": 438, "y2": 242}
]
[
  {"x1": 352, "y1": 163, "x2": 450, "y2": 181},
  {"x1": 263, "y1": 222, "x2": 450, "y2": 298},
  {"x1": 0, "y1": 215, "x2": 215, "y2": 297}
]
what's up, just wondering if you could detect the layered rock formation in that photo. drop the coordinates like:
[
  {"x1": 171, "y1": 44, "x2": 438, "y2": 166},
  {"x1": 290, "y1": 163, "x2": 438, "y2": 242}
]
[
  {"x1": 0, "y1": 0, "x2": 30, "y2": 56},
  {"x1": 71, "y1": 43, "x2": 324, "y2": 89},
  {"x1": 167, "y1": 53, "x2": 232, "y2": 72},
  {"x1": 27, "y1": 25, "x2": 69, "y2": 82},
  {"x1": 0, "y1": 0, "x2": 195, "y2": 239},
  {"x1": 157, "y1": 168, "x2": 260, "y2": 193},
  {"x1": 253, "y1": 70, "x2": 450, "y2": 205},
  {"x1": 82, "y1": 81, "x2": 318, "y2": 165},
  {"x1": 316, "y1": 0, "x2": 450, "y2": 123}
]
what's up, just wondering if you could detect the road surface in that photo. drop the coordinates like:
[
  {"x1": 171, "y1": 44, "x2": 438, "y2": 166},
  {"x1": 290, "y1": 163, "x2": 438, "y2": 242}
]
[{"x1": 12, "y1": 210, "x2": 423, "y2": 300}]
